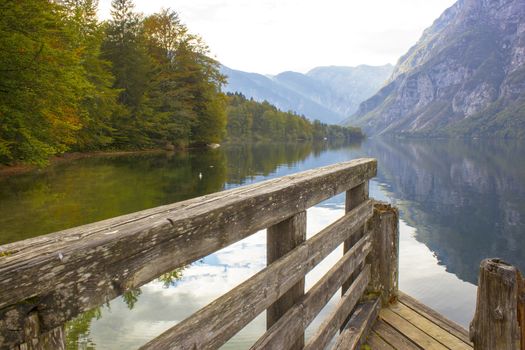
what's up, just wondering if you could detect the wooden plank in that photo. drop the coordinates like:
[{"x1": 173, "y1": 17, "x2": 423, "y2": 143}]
[
  {"x1": 470, "y1": 258, "x2": 522, "y2": 350},
  {"x1": 0, "y1": 159, "x2": 376, "y2": 347},
  {"x1": 333, "y1": 298, "x2": 381, "y2": 350},
  {"x1": 389, "y1": 302, "x2": 472, "y2": 350},
  {"x1": 373, "y1": 320, "x2": 420, "y2": 350},
  {"x1": 380, "y1": 309, "x2": 448, "y2": 350},
  {"x1": 397, "y1": 291, "x2": 471, "y2": 345},
  {"x1": 342, "y1": 182, "x2": 368, "y2": 294},
  {"x1": 266, "y1": 211, "x2": 306, "y2": 350},
  {"x1": 368, "y1": 332, "x2": 396, "y2": 350},
  {"x1": 139, "y1": 201, "x2": 374, "y2": 350},
  {"x1": 252, "y1": 258, "x2": 371, "y2": 350},
  {"x1": 304, "y1": 267, "x2": 371, "y2": 350}
]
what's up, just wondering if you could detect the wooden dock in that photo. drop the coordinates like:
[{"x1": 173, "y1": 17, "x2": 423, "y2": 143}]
[
  {"x1": 0, "y1": 158, "x2": 523, "y2": 350},
  {"x1": 367, "y1": 292, "x2": 473, "y2": 350}
]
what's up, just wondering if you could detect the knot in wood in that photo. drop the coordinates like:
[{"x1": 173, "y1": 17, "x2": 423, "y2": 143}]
[{"x1": 493, "y1": 305, "x2": 504, "y2": 320}]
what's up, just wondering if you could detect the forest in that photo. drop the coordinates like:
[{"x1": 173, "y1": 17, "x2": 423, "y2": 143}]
[
  {"x1": 0, "y1": 0, "x2": 363, "y2": 166},
  {"x1": 226, "y1": 93, "x2": 363, "y2": 142}
]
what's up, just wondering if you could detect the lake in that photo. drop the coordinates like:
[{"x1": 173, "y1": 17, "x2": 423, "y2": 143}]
[{"x1": 1, "y1": 138, "x2": 524, "y2": 349}]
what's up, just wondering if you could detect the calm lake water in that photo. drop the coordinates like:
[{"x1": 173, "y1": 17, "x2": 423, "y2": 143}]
[{"x1": 1, "y1": 138, "x2": 524, "y2": 349}]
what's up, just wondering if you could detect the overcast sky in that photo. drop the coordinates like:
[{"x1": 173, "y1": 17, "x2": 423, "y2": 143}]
[{"x1": 98, "y1": 0, "x2": 456, "y2": 75}]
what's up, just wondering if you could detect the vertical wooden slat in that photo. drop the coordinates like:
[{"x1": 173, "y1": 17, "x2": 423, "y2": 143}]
[
  {"x1": 342, "y1": 182, "x2": 369, "y2": 294},
  {"x1": 341, "y1": 182, "x2": 368, "y2": 330},
  {"x1": 266, "y1": 210, "x2": 307, "y2": 350},
  {"x1": 366, "y1": 202, "x2": 399, "y2": 305},
  {"x1": 469, "y1": 258, "x2": 522, "y2": 350}
]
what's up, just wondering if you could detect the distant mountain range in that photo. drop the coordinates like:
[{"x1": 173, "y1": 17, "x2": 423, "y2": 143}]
[
  {"x1": 221, "y1": 64, "x2": 393, "y2": 125},
  {"x1": 350, "y1": 0, "x2": 525, "y2": 138}
]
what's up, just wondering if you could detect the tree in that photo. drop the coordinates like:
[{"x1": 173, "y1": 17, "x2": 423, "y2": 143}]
[
  {"x1": 143, "y1": 9, "x2": 227, "y2": 147},
  {"x1": 102, "y1": 0, "x2": 152, "y2": 147},
  {"x1": 62, "y1": 0, "x2": 123, "y2": 150},
  {"x1": 0, "y1": 0, "x2": 87, "y2": 164}
]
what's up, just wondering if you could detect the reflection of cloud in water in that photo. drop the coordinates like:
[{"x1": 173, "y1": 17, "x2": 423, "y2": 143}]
[{"x1": 89, "y1": 206, "x2": 345, "y2": 349}]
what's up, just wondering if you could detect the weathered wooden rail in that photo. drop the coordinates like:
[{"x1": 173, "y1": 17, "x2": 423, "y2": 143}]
[{"x1": 0, "y1": 158, "x2": 523, "y2": 350}]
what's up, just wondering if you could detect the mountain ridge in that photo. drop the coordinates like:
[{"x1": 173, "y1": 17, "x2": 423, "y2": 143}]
[{"x1": 349, "y1": 0, "x2": 525, "y2": 138}]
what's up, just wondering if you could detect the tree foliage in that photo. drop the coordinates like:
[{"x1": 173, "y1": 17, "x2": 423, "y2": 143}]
[
  {"x1": 226, "y1": 93, "x2": 364, "y2": 142},
  {"x1": 0, "y1": 1, "x2": 360, "y2": 166}
]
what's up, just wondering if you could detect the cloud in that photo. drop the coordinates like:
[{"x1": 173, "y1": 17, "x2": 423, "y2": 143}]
[{"x1": 98, "y1": 0, "x2": 456, "y2": 73}]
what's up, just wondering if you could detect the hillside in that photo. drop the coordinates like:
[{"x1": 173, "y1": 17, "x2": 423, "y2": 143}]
[
  {"x1": 221, "y1": 64, "x2": 393, "y2": 124},
  {"x1": 350, "y1": 0, "x2": 525, "y2": 138}
]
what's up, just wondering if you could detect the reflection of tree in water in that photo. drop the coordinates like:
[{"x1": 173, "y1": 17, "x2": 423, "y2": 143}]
[
  {"x1": 367, "y1": 138, "x2": 525, "y2": 284},
  {"x1": 66, "y1": 307, "x2": 101, "y2": 350},
  {"x1": 65, "y1": 267, "x2": 185, "y2": 349},
  {"x1": 224, "y1": 141, "x2": 361, "y2": 185}
]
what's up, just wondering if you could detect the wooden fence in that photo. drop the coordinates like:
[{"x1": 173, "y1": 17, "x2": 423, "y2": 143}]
[{"x1": 0, "y1": 158, "x2": 402, "y2": 349}]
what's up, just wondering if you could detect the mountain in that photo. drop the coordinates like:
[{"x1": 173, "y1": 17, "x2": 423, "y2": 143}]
[
  {"x1": 221, "y1": 64, "x2": 393, "y2": 125},
  {"x1": 350, "y1": 0, "x2": 525, "y2": 138},
  {"x1": 306, "y1": 65, "x2": 395, "y2": 116}
]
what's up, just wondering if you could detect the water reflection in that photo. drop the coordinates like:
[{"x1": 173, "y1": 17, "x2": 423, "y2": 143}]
[
  {"x1": 1, "y1": 138, "x2": 524, "y2": 349},
  {"x1": 367, "y1": 138, "x2": 525, "y2": 284}
]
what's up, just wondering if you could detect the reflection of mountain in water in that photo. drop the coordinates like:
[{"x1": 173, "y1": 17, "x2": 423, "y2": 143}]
[{"x1": 367, "y1": 138, "x2": 525, "y2": 284}]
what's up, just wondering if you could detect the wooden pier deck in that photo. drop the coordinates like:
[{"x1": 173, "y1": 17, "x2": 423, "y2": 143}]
[{"x1": 366, "y1": 292, "x2": 473, "y2": 350}]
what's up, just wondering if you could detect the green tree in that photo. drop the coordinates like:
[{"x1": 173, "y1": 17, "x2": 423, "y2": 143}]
[
  {"x1": 143, "y1": 9, "x2": 227, "y2": 147},
  {"x1": 102, "y1": 0, "x2": 152, "y2": 147},
  {"x1": 0, "y1": 0, "x2": 87, "y2": 164},
  {"x1": 62, "y1": 0, "x2": 123, "y2": 150}
]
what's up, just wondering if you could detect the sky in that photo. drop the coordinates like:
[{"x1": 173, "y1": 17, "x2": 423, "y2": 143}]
[{"x1": 98, "y1": 0, "x2": 457, "y2": 75}]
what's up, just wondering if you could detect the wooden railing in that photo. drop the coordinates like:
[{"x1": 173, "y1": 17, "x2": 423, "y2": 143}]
[
  {"x1": 2, "y1": 158, "x2": 524, "y2": 350},
  {"x1": 0, "y1": 158, "x2": 402, "y2": 349}
]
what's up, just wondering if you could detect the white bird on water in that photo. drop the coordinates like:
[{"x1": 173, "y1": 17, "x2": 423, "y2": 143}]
[{"x1": 199, "y1": 172, "x2": 203, "y2": 180}]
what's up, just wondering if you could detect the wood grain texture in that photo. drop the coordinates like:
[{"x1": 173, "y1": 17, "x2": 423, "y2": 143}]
[
  {"x1": 372, "y1": 320, "x2": 420, "y2": 350},
  {"x1": 304, "y1": 266, "x2": 371, "y2": 350},
  {"x1": 0, "y1": 159, "x2": 376, "y2": 347},
  {"x1": 389, "y1": 302, "x2": 471, "y2": 350},
  {"x1": 398, "y1": 291, "x2": 471, "y2": 344},
  {"x1": 252, "y1": 255, "x2": 371, "y2": 349},
  {"x1": 139, "y1": 200, "x2": 374, "y2": 350},
  {"x1": 469, "y1": 258, "x2": 521, "y2": 350},
  {"x1": 266, "y1": 211, "x2": 306, "y2": 350},
  {"x1": 368, "y1": 332, "x2": 396, "y2": 350},
  {"x1": 381, "y1": 308, "x2": 448, "y2": 350},
  {"x1": 333, "y1": 298, "x2": 381, "y2": 350},
  {"x1": 367, "y1": 202, "x2": 399, "y2": 306},
  {"x1": 342, "y1": 182, "x2": 369, "y2": 294}
]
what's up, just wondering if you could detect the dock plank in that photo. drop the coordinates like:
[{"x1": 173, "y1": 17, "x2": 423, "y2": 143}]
[
  {"x1": 364, "y1": 293, "x2": 473, "y2": 350},
  {"x1": 398, "y1": 292, "x2": 471, "y2": 345},
  {"x1": 368, "y1": 332, "x2": 396, "y2": 350},
  {"x1": 372, "y1": 320, "x2": 420, "y2": 350},
  {"x1": 389, "y1": 302, "x2": 472, "y2": 350},
  {"x1": 380, "y1": 308, "x2": 448, "y2": 350}
]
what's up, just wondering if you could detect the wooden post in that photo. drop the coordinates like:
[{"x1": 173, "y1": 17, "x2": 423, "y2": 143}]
[
  {"x1": 342, "y1": 182, "x2": 369, "y2": 294},
  {"x1": 266, "y1": 211, "x2": 307, "y2": 350},
  {"x1": 469, "y1": 258, "x2": 523, "y2": 350},
  {"x1": 365, "y1": 202, "x2": 399, "y2": 306}
]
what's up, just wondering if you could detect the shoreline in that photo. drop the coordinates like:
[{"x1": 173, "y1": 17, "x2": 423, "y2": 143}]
[{"x1": 0, "y1": 149, "x2": 171, "y2": 178}]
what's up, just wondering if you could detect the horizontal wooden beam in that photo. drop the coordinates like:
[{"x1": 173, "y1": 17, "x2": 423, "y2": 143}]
[
  {"x1": 0, "y1": 159, "x2": 376, "y2": 347},
  {"x1": 251, "y1": 241, "x2": 372, "y2": 349},
  {"x1": 304, "y1": 266, "x2": 371, "y2": 350},
  {"x1": 139, "y1": 200, "x2": 374, "y2": 350},
  {"x1": 333, "y1": 298, "x2": 381, "y2": 350}
]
